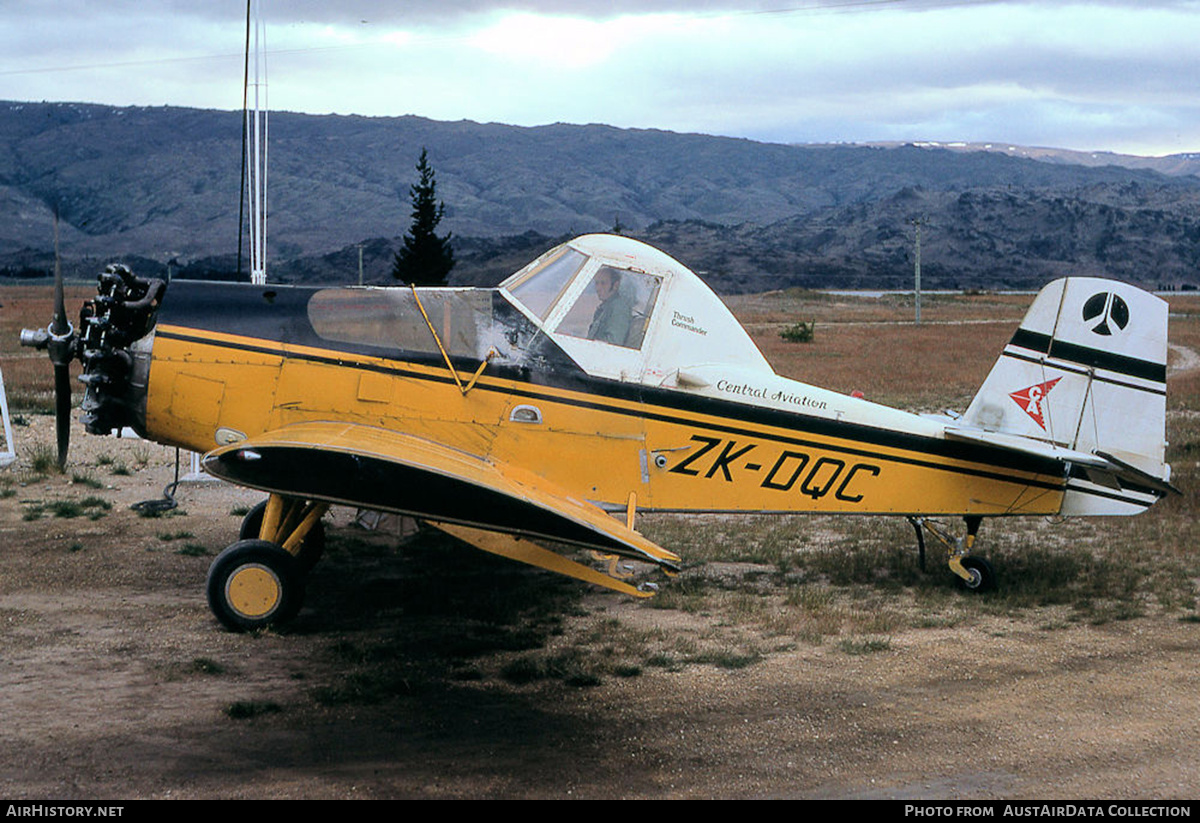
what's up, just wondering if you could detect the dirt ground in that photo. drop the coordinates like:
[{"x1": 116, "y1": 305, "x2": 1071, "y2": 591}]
[{"x1": 1, "y1": 418, "x2": 1198, "y2": 801}]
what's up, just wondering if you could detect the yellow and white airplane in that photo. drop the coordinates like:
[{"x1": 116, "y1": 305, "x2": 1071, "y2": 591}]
[{"x1": 22, "y1": 234, "x2": 1177, "y2": 631}]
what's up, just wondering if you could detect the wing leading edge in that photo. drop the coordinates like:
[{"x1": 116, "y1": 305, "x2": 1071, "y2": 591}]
[{"x1": 202, "y1": 422, "x2": 680, "y2": 589}]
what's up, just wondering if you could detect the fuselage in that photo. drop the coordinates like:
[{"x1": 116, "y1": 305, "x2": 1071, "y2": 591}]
[
  {"x1": 138, "y1": 280, "x2": 1067, "y2": 520},
  {"x1": 34, "y1": 236, "x2": 1167, "y2": 624}
]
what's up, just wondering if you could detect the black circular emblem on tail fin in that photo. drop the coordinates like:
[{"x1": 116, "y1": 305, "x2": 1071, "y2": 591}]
[{"x1": 1082, "y1": 292, "x2": 1129, "y2": 336}]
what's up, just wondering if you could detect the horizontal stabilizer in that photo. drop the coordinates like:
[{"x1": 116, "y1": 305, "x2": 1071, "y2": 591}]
[
  {"x1": 1093, "y1": 450, "x2": 1181, "y2": 497},
  {"x1": 944, "y1": 426, "x2": 1108, "y2": 468},
  {"x1": 945, "y1": 425, "x2": 1176, "y2": 496}
]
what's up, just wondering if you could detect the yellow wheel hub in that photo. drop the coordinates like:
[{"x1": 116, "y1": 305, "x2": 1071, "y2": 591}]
[{"x1": 225, "y1": 563, "x2": 282, "y2": 619}]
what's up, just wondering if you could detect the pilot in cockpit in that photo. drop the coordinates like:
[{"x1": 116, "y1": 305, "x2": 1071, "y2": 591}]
[{"x1": 587, "y1": 267, "x2": 634, "y2": 345}]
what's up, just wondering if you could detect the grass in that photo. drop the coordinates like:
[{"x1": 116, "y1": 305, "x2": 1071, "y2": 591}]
[
  {"x1": 493, "y1": 633, "x2": 764, "y2": 685},
  {"x1": 23, "y1": 441, "x2": 61, "y2": 476},
  {"x1": 306, "y1": 530, "x2": 599, "y2": 703},
  {"x1": 630, "y1": 406, "x2": 1200, "y2": 642},
  {"x1": 642, "y1": 505, "x2": 1199, "y2": 634},
  {"x1": 189, "y1": 658, "x2": 226, "y2": 675},
  {"x1": 94, "y1": 454, "x2": 132, "y2": 475},
  {"x1": 22, "y1": 496, "x2": 112, "y2": 521},
  {"x1": 70, "y1": 472, "x2": 103, "y2": 489},
  {"x1": 837, "y1": 636, "x2": 892, "y2": 655},
  {"x1": 130, "y1": 443, "x2": 153, "y2": 468},
  {"x1": 0, "y1": 285, "x2": 1195, "y2": 697},
  {"x1": 135, "y1": 505, "x2": 186, "y2": 519},
  {"x1": 225, "y1": 700, "x2": 283, "y2": 720},
  {"x1": 734, "y1": 290, "x2": 1027, "y2": 409},
  {"x1": 499, "y1": 649, "x2": 604, "y2": 687},
  {"x1": 0, "y1": 286, "x2": 90, "y2": 412}
]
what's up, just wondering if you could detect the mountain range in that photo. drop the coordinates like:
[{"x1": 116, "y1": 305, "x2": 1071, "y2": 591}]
[{"x1": 2, "y1": 100, "x2": 1198, "y2": 291}]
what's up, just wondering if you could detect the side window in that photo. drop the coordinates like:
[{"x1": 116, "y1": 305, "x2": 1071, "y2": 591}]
[
  {"x1": 506, "y1": 247, "x2": 587, "y2": 321},
  {"x1": 555, "y1": 267, "x2": 662, "y2": 349}
]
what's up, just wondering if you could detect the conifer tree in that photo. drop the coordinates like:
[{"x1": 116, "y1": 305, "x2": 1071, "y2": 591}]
[{"x1": 392, "y1": 148, "x2": 455, "y2": 286}]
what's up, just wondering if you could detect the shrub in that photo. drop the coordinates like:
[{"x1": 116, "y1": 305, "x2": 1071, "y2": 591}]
[{"x1": 780, "y1": 320, "x2": 815, "y2": 343}]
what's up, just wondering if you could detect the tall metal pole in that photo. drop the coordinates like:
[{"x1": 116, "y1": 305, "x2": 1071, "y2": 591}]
[{"x1": 246, "y1": 0, "x2": 268, "y2": 285}]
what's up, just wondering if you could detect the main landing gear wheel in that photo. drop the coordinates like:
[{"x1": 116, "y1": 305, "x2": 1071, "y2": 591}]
[
  {"x1": 207, "y1": 540, "x2": 304, "y2": 632},
  {"x1": 239, "y1": 498, "x2": 327, "y2": 571},
  {"x1": 956, "y1": 555, "x2": 997, "y2": 593}
]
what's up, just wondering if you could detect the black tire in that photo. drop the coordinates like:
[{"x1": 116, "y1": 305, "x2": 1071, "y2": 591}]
[
  {"x1": 238, "y1": 500, "x2": 270, "y2": 541},
  {"x1": 206, "y1": 540, "x2": 304, "y2": 632},
  {"x1": 956, "y1": 555, "x2": 997, "y2": 593},
  {"x1": 240, "y1": 499, "x2": 326, "y2": 571}
]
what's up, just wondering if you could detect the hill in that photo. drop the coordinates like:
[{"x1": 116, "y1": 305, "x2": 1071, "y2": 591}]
[{"x1": 2, "y1": 101, "x2": 1199, "y2": 291}]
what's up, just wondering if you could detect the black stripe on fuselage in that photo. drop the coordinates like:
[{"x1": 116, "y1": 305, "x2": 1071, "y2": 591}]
[
  {"x1": 1008, "y1": 328, "x2": 1166, "y2": 385},
  {"x1": 155, "y1": 325, "x2": 1068, "y2": 493}
]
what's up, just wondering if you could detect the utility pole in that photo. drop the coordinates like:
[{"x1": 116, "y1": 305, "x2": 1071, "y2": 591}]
[{"x1": 911, "y1": 217, "x2": 925, "y2": 325}]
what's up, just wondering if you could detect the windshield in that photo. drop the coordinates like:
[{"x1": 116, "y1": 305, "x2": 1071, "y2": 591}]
[{"x1": 506, "y1": 247, "x2": 588, "y2": 321}]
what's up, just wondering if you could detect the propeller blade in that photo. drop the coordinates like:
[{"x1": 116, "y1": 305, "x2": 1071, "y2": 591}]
[
  {"x1": 51, "y1": 205, "x2": 69, "y2": 338},
  {"x1": 15, "y1": 205, "x2": 79, "y2": 470},
  {"x1": 49, "y1": 204, "x2": 73, "y2": 469},
  {"x1": 54, "y1": 363, "x2": 70, "y2": 470}
]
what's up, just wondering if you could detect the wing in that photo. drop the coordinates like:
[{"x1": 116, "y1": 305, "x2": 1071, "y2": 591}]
[{"x1": 202, "y1": 421, "x2": 681, "y2": 577}]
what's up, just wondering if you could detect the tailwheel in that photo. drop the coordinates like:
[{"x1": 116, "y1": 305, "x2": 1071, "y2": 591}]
[
  {"x1": 207, "y1": 539, "x2": 304, "y2": 632},
  {"x1": 951, "y1": 516, "x2": 995, "y2": 593},
  {"x1": 908, "y1": 515, "x2": 997, "y2": 593},
  {"x1": 955, "y1": 555, "x2": 997, "y2": 593},
  {"x1": 240, "y1": 496, "x2": 328, "y2": 572}
]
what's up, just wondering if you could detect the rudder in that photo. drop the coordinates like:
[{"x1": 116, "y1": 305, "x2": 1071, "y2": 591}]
[{"x1": 963, "y1": 277, "x2": 1169, "y2": 514}]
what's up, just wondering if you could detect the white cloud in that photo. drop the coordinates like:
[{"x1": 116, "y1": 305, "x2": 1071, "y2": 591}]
[{"x1": 2, "y1": 1, "x2": 1199, "y2": 154}]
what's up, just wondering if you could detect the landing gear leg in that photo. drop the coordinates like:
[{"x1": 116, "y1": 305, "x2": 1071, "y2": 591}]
[
  {"x1": 908, "y1": 515, "x2": 996, "y2": 593},
  {"x1": 950, "y1": 516, "x2": 995, "y2": 592},
  {"x1": 907, "y1": 516, "x2": 927, "y2": 572},
  {"x1": 240, "y1": 495, "x2": 328, "y2": 571}
]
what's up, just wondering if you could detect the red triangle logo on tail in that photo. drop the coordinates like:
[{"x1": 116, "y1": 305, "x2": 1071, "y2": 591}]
[{"x1": 1009, "y1": 377, "x2": 1061, "y2": 430}]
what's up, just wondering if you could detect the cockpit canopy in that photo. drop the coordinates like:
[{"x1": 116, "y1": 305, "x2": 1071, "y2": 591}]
[
  {"x1": 306, "y1": 234, "x2": 771, "y2": 388},
  {"x1": 505, "y1": 246, "x2": 660, "y2": 350},
  {"x1": 499, "y1": 234, "x2": 770, "y2": 385}
]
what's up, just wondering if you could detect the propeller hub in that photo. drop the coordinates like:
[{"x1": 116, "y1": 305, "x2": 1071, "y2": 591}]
[{"x1": 46, "y1": 321, "x2": 76, "y2": 367}]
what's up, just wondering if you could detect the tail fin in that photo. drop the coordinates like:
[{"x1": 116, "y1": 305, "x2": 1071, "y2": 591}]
[{"x1": 962, "y1": 277, "x2": 1170, "y2": 514}]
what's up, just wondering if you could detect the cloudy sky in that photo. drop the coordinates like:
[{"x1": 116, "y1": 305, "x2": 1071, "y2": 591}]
[{"x1": 4, "y1": 1, "x2": 1198, "y2": 156}]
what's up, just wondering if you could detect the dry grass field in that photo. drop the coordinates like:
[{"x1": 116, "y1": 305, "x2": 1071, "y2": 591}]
[{"x1": 1, "y1": 282, "x2": 1198, "y2": 799}]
